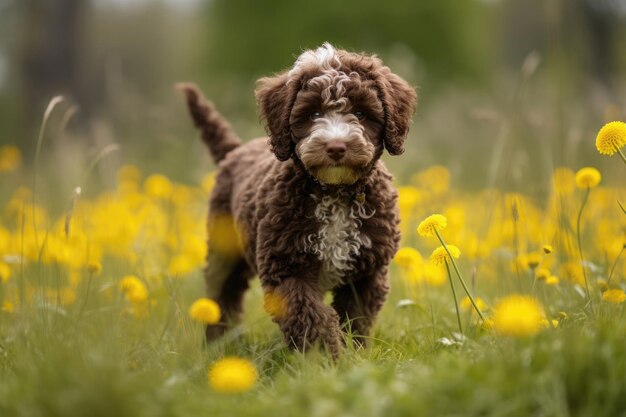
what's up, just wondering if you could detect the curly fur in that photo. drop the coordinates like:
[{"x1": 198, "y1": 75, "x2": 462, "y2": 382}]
[{"x1": 179, "y1": 43, "x2": 417, "y2": 358}]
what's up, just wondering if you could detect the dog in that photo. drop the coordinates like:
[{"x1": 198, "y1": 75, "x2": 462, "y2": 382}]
[{"x1": 179, "y1": 43, "x2": 417, "y2": 357}]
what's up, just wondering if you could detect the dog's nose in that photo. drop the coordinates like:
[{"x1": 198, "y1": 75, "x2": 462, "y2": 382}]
[{"x1": 325, "y1": 140, "x2": 346, "y2": 161}]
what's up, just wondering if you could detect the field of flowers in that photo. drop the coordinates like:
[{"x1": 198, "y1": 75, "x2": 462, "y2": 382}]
[{"x1": 0, "y1": 101, "x2": 625, "y2": 416}]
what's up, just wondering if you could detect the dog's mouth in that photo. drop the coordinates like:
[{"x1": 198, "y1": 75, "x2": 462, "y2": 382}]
[
  {"x1": 301, "y1": 153, "x2": 372, "y2": 186},
  {"x1": 314, "y1": 166, "x2": 361, "y2": 185},
  {"x1": 295, "y1": 131, "x2": 376, "y2": 186}
]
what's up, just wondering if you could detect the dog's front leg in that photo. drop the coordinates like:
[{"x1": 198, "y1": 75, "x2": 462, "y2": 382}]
[
  {"x1": 331, "y1": 268, "x2": 390, "y2": 348},
  {"x1": 263, "y1": 279, "x2": 343, "y2": 358}
]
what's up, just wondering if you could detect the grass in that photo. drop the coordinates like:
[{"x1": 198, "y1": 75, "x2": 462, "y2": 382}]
[{"x1": 1, "y1": 275, "x2": 625, "y2": 417}]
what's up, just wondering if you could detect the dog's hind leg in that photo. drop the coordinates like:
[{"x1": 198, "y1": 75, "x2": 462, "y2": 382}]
[
  {"x1": 204, "y1": 249, "x2": 253, "y2": 342},
  {"x1": 202, "y1": 169, "x2": 253, "y2": 342}
]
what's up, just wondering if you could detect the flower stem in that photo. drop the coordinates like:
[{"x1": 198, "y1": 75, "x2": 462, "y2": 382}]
[
  {"x1": 74, "y1": 270, "x2": 94, "y2": 331},
  {"x1": 576, "y1": 187, "x2": 594, "y2": 313},
  {"x1": 615, "y1": 146, "x2": 626, "y2": 166},
  {"x1": 435, "y1": 229, "x2": 486, "y2": 321},
  {"x1": 445, "y1": 261, "x2": 463, "y2": 334},
  {"x1": 606, "y1": 246, "x2": 624, "y2": 286}
]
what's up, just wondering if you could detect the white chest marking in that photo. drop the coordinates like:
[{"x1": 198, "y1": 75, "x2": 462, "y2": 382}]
[{"x1": 306, "y1": 195, "x2": 374, "y2": 291}]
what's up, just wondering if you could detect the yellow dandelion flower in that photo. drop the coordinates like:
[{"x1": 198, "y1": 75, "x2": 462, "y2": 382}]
[
  {"x1": 0, "y1": 262, "x2": 11, "y2": 283},
  {"x1": 430, "y1": 245, "x2": 460, "y2": 266},
  {"x1": 560, "y1": 262, "x2": 584, "y2": 285},
  {"x1": 117, "y1": 179, "x2": 140, "y2": 195},
  {"x1": 444, "y1": 205, "x2": 465, "y2": 230},
  {"x1": 542, "y1": 245, "x2": 553, "y2": 254},
  {"x1": 460, "y1": 296, "x2": 487, "y2": 313},
  {"x1": 2, "y1": 300, "x2": 14, "y2": 313},
  {"x1": 87, "y1": 261, "x2": 102, "y2": 275},
  {"x1": 552, "y1": 168, "x2": 575, "y2": 194},
  {"x1": 526, "y1": 252, "x2": 542, "y2": 269},
  {"x1": 417, "y1": 214, "x2": 447, "y2": 237},
  {"x1": 69, "y1": 269, "x2": 82, "y2": 287},
  {"x1": 0, "y1": 227, "x2": 10, "y2": 253},
  {"x1": 535, "y1": 267, "x2": 550, "y2": 281},
  {"x1": 171, "y1": 185, "x2": 193, "y2": 207},
  {"x1": 117, "y1": 164, "x2": 142, "y2": 183},
  {"x1": 397, "y1": 186, "x2": 422, "y2": 212},
  {"x1": 188, "y1": 298, "x2": 221, "y2": 324},
  {"x1": 596, "y1": 278, "x2": 608, "y2": 292},
  {"x1": 422, "y1": 263, "x2": 446, "y2": 286},
  {"x1": 602, "y1": 289, "x2": 626, "y2": 304},
  {"x1": 0, "y1": 145, "x2": 22, "y2": 172},
  {"x1": 492, "y1": 295, "x2": 544, "y2": 338},
  {"x1": 59, "y1": 288, "x2": 77, "y2": 306},
  {"x1": 413, "y1": 165, "x2": 450, "y2": 195},
  {"x1": 575, "y1": 167, "x2": 601, "y2": 189},
  {"x1": 596, "y1": 121, "x2": 626, "y2": 155},
  {"x1": 394, "y1": 247, "x2": 422, "y2": 268},
  {"x1": 208, "y1": 357, "x2": 257, "y2": 393},
  {"x1": 119, "y1": 275, "x2": 148, "y2": 303},
  {"x1": 545, "y1": 275, "x2": 559, "y2": 286},
  {"x1": 168, "y1": 254, "x2": 196, "y2": 276},
  {"x1": 542, "y1": 319, "x2": 559, "y2": 329},
  {"x1": 144, "y1": 174, "x2": 173, "y2": 199}
]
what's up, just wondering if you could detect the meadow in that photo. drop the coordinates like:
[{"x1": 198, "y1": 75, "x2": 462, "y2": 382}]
[{"x1": 0, "y1": 87, "x2": 625, "y2": 417}]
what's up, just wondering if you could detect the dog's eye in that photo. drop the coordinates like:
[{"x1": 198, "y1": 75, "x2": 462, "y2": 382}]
[
  {"x1": 310, "y1": 112, "x2": 322, "y2": 120},
  {"x1": 353, "y1": 111, "x2": 365, "y2": 120}
]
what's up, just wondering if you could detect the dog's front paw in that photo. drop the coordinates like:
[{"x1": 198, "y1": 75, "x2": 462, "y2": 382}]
[
  {"x1": 277, "y1": 303, "x2": 344, "y2": 359},
  {"x1": 205, "y1": 323, "x2": 227, "y2": 343}
]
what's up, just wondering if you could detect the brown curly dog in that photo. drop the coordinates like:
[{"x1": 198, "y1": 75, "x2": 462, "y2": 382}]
[{"x1": 179, "y1": 43, "x2": 417, "y2": 358}]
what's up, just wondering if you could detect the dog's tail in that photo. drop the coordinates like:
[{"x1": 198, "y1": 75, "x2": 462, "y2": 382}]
[{"x1": 176, "y1": 83, "x2": 242, "y2": 163}]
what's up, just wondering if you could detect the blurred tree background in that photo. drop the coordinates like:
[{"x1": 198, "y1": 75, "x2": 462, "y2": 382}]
[{"x1": 0, "y1": 0, "x2": 624, "y2": 188}]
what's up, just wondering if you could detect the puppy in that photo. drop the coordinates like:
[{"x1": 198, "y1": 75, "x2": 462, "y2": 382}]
[{"x1": 179, "y1": 43, "x2": 417, "y2": 357}]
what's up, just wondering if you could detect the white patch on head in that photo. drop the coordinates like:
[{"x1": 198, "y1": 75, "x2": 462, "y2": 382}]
[
  {"x1": 298, "y1": 110, "x2": 374, "y2": 185},
  {"x1": 307, "y1": 112, "x2": 364, "y2": 144},
  {"x1": 290, "y1": 42, "x2": 341, "y2": 76},
  {"x1": 304, "y1": 194, "x2": 374, "y2": 291}
]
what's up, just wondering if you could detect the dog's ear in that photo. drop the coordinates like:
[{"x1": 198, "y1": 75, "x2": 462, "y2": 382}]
[
  {"x1": 377, "y1": 70, "x2": 417, "y2": 155},
  {"x1": 256, "y1": 72, "x2": 298, "y2": 161}
]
